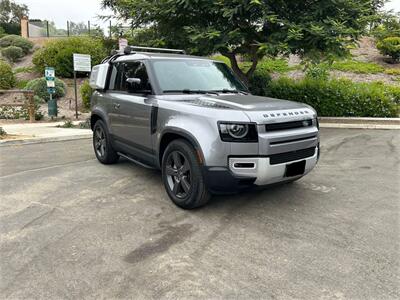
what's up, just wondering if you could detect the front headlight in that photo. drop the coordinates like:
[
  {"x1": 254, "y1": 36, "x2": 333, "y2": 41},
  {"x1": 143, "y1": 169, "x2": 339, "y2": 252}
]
[{"x1": 219, "y1": 122, "x2": 258, "y2": 142}]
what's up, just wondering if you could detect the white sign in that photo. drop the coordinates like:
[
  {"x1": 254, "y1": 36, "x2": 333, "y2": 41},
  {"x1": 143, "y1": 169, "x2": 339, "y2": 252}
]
[
  {"x1": 119, "y1": 38, "x2": 128, "y2": 51},
  {"x1": 73, "y1": 53, "x2": 92, "y2": 72},
  {"x1": 46, "y1": 81, "x2": 55, "y2": 88},
  {"x1": 45, "y1": 67, "x2": 55, "y2": 79}
]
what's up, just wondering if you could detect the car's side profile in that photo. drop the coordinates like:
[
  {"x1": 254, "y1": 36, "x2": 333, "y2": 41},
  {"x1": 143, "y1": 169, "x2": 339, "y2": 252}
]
[{"x1": 90, "y1": 46, "x2": 320, "y2": 209}]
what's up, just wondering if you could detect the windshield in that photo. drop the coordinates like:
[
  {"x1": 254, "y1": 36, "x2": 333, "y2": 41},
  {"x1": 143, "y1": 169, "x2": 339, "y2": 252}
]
[{"x1": 151, "y1": 59, "x2": 247, "y2": 93}]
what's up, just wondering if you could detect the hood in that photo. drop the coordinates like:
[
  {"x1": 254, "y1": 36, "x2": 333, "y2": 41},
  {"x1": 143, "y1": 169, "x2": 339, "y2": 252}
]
[
  {"x1": 209, "y1": 94, "x2": 307, "y2": 111},
  {"x1": 156, "y1": 93, "x2": 316, "y2": 123}
]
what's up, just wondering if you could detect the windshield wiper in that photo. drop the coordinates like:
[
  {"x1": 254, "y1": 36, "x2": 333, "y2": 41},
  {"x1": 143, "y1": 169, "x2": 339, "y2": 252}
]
[
  {"x1": 162, "y1": 89, "x2": 219, "y2": 95},
  {"x1": 212, "y1": 89, "x2": 249, "y2": 95}
]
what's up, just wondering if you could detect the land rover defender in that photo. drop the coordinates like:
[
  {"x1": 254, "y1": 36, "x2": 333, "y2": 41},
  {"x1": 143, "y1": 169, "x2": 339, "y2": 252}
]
[{"x1": 89, "y1": 46, "x2": 319, "y2": 209}]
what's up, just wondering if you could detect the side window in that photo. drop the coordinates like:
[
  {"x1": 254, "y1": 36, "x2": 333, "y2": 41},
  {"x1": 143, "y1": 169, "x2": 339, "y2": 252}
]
[
  {"x1": 118, "y1": 61, "x2": 151, "y2": 93},
  {"x1": 108, "y1": 64, "x2": 118, "y2": 90}
]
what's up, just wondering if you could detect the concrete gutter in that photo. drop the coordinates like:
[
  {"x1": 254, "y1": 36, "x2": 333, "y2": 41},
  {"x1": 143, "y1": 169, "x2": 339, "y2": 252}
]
[{"x1": 319, "y1": 117, "x2": 400, "y2": 130}]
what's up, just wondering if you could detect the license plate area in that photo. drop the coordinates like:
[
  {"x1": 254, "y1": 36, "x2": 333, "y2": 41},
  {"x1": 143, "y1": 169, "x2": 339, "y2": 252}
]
[{"x1": 285, "y1": 160, "x2": 306, "y2": 177}]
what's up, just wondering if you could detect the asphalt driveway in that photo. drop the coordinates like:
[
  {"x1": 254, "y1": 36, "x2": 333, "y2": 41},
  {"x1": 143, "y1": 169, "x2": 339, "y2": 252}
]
[{"x1": 0, "y1": 128, "x2": 399, "y2": 299}]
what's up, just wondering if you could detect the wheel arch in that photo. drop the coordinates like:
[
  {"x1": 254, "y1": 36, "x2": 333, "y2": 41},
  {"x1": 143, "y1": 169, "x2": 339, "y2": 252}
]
[
  {"x1": 90, "y1": 110, "x2": 108, "y2": 131},
  {"x1": 158, "y1": 128, "x2": 204, "y2": 169}
]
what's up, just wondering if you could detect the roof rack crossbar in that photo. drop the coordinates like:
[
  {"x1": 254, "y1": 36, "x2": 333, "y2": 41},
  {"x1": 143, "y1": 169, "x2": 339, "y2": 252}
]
[{"x1": 123, "y1": 46, "x2": 186, "y2": 55}]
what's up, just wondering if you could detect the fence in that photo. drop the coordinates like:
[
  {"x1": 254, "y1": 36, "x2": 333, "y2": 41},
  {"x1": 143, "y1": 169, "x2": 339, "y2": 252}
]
[{"x1": 26, "y1": 20, "x2": 112, "y2": 38}]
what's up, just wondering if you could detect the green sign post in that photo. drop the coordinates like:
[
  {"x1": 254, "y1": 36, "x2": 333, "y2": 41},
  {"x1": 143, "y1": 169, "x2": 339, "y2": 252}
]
[{"x1": 45, "y1": 67, "x2": 57, "y2": 117}]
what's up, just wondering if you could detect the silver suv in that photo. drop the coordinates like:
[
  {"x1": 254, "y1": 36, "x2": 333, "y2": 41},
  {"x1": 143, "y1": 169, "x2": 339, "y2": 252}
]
[{"x1": 89, "y1": 46, "x2": 319, "y2": 209}]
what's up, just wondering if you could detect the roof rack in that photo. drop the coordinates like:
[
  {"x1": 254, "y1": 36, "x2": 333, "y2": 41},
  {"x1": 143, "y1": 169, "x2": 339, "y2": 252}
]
[{"x1": 123, "y1": 46, "x2": 186, "y2": 55}]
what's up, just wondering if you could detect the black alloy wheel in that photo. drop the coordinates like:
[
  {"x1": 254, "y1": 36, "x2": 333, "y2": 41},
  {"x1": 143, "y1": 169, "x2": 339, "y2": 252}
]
[
  {"x1": 165, "y1": 151, "x2": 192, "y2": 199},
  {"x1": 92, "y1": 120, "x2": 119, "y2": 164},
  {"x1": 162, "y1": 139, "x2": 210, "y2": 209},
  {"x1": 94, "y1": 125, "x2": 106, "y2": 158}
]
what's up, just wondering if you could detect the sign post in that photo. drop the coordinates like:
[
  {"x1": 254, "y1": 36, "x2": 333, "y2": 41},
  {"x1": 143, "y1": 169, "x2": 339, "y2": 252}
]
[
  {"x1": 73, "y1": 53, "x2": 91, "y2": 119},
  {"x1": 45, "y1": 67, "x2": 57, "y2": 118}
]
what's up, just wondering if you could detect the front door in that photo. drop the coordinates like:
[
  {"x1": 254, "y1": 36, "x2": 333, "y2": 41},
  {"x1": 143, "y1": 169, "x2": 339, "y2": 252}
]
[{"x1": 108, "y1": 61, "x2": 155, "y2": 164}]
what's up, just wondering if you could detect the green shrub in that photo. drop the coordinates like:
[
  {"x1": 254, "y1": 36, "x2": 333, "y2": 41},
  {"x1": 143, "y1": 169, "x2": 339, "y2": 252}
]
[
  {"x1": 57, "y1": 120, "x2": 75, "y2": 128},
  {"x1": 15, "y1": 79, "x2": 29, "y2": 89},
  {"x1": 24, "y1": 77, "x2": 66, "y2": 101},
  {"x1": 248, "y1": 67, "x2": 272, "y2": 96},
  {"x1": 377, "y1": 37, "x2": 400, "y2": 62},
  {"x1": 1, "y1": 46, "x2": 24, "y2": 62},
  {"x1": 266, "y1": 77, "x2": 398, "y2": 117},
  {"x1": 0, "y1": 126, "x2": 7, "y2": 136},
  {"x1": 0, "y1": 35, "x2": 33, "y2": 54},
  {"x1": 32, "y1": 37, "x2": 107, "y2": 78},
  {"x1": 80, "y1": 80, "x2": 93, "y2": 109},
  {"x1": 305, "y1": 64, "x2": 329, "y2": 80},
  {"x1": 330, "y1": 60, "x2": 385, "y2": 74},
  {"x1": 0, "y1": 60, "x2": 15, "y2": 89}
]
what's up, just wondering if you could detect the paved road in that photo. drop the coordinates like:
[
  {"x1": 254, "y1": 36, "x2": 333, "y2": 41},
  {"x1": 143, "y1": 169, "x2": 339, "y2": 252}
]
[{"x1": 0, "y1": 129, "x2": 399, "y2": 299}]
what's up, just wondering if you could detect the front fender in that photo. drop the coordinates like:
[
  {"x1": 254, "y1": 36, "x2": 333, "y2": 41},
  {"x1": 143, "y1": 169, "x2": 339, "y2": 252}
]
[{"x1": 157, "y1": 114, "x2": 231, "y2": 167}]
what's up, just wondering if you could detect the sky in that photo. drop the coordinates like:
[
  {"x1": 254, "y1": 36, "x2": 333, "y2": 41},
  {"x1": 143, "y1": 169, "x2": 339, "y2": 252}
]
[
  {"x1": 14, "y1": 0, "x2": 113, "y2": 32},
  {"x1": 14, "y1": 0, "x2": 400, "y2": 32}
]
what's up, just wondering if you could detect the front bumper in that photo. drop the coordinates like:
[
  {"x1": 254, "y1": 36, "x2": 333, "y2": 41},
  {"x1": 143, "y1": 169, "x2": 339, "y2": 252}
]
[
  {"x1": 203, "y1": 146, "x2": 319, "y2": 193},
  {"x1": 229, "y1": 146, "x2": 318, "y2": 185}
]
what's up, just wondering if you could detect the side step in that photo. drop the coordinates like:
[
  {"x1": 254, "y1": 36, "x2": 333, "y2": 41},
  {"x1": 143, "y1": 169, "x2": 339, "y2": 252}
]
[{"x1": 117, "y1": 152, "x2": 155, "y2": 169}]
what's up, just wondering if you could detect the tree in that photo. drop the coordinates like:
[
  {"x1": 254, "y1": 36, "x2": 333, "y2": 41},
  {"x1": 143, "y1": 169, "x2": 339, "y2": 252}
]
[
  {"x1": 0, "y1": 0, "x2": 29, "y2": 35},
  {"x1": 103, "y1": 0, "x2": 384, "y2": 84}
]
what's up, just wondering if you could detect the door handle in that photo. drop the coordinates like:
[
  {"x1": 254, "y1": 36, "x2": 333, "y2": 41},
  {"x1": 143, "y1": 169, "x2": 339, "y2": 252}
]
[{"x1": 114, "y1": 103, "x2": 120, "y2": 109}]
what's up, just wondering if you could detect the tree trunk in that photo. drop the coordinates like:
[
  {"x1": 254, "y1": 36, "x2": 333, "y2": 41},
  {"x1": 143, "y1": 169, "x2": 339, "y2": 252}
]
[{"x1": 222, "y1": 51, "x2": 259, "y2": 88}]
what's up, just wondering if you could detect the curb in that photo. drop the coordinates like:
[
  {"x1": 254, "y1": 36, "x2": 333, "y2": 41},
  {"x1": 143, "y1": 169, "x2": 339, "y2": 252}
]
[
  {"x1": 319, "y1": 117, "x2": 400, "y2": 125},
  {"x1": 0, "y1": 134, "x2": 92, "y2": 147},
  {"x1": 319, "y1": 117, "x2": 400, "y2": 130},
  {"x1": 319, "y1": 123, "x2": 400, "y2": 130}
]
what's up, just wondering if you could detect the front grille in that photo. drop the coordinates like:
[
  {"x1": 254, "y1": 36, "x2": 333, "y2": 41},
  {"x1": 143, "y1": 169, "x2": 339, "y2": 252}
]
[
  {"x1": 269, "y1": 147, "x2": 315, "y2": 165},
  {"x1": 265, "y1": 119, "x2": 313, "y2": 131}
]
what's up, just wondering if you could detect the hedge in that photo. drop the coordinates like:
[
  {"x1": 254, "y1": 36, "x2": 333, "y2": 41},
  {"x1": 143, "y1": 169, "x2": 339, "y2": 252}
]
[
  {"x1": 1, "y1": 46, "x2": 24, "y2": 62},
  {"x1": 265, "y1": 77, "x2": 398, "y2": 118},
  {"x1": 0, "y1": 60, "x2": 15, "y2": 89},
  {"x1": 80, "y1": 80, "x2": 93, "y2": 109},
  {"x1": 0, "y1": 35, "x2": 33, "y2": 54},
  {"x1": 377, "y1": 37, "x2": 400, "y2": 62},
  {"x1": 32, "y1": 37, "x2": 107, "y2": 78}
]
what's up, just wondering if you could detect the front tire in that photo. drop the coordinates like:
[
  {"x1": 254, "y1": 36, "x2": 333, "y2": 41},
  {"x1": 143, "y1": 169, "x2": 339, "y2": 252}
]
[
  {"x1": 162, "y1": 139, "x2": 210, "y2": 209},
  {"x1": 93, "y1": 119, "x2": 119, "y2": 164}
]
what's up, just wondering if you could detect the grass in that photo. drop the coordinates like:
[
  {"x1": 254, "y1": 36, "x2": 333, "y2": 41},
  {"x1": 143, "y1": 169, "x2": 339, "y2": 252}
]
[
  {"x1": 330, "y1": 60, "x2": 384, "y2": 74},
  {"x1": 15, "y1": 79, "x2": 29, "y2": 89},
  {"x1": 13, "y1": 66, "x2": 35, "y2": 74},
  {"x1": 384, "y1": 68, "x2": 400, "y2": 76}
]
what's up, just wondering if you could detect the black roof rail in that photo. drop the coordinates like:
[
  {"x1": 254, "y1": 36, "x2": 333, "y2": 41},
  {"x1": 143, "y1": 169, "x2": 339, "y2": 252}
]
[{"x1": 123, "y1": 46, "x2": 186, "y2": 55}]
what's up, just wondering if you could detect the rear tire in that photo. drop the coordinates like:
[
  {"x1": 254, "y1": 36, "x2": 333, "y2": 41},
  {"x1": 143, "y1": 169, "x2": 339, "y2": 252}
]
[
  {"x1": 93, "y1": 119, "x2": 119, "y2": 164},
  {"x1": 162, "y1": 139, "x2": 210, "y2": 209}
]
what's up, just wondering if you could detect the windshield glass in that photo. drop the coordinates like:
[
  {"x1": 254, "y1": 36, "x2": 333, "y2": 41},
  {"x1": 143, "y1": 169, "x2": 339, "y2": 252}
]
[{"x1": 151, "y1": 59, "x2": 247, "y2": 93}]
